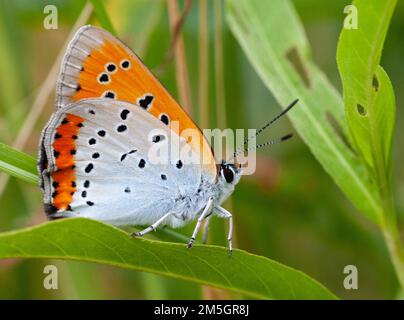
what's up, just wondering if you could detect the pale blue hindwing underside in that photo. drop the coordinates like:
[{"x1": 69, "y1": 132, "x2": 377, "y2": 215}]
[{"x1": 42, "y1": 98, "x2": 203, "y2": 226}]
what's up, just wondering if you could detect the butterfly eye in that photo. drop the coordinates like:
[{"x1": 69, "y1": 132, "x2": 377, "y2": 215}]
[{"x1": 221, "y1": 165, "x2": 235, "y2": 184}]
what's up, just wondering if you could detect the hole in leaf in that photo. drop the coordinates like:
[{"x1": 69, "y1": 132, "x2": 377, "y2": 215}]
[
  {"x1": 285, "y1": 46, "x2": 311, "y2": 89},
  {"x1": 372, "y1": 75, "x2": 379, "y2": 92},
  {"x1": 356, "y1": 104, "x2": 367, "y2": 116}
]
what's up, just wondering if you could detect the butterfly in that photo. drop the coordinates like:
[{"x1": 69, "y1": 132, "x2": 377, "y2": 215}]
[{"x1": 38, "y1": 25, "x2": 297, "y2": 254}]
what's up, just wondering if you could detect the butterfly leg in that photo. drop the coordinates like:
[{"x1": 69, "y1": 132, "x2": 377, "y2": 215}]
[
  {"x1": 187, "y1": 197, "x2": 214, "y2": 249},
  {"x1": 132, "y1": 212, "x2": 174, "y2": 237},
  {"x1": 202, "y1": 215, "x2": 212, "y2": 244},
  {"x1": 214, "y1": 206, "x2": 233, "y2": 255}
]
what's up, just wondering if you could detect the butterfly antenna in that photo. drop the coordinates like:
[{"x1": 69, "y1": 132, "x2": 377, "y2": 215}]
[
  {"x1": 232, "y1": 99, "x2": 299, "y2": 159},
  {"x1": 254, "y1": 99, "x2": 298, "y2": 138},
  {"x1": 244, "y1": 133, "x2": 293, "y2": 153}
]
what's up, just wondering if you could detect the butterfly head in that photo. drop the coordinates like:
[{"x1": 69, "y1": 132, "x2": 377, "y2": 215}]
[
  {"x1": 214, "y1": 160, "x2": 242, "y2": 204},
  {"x1": 218, "y1": 160, "x2": 242, "y2": 187}
]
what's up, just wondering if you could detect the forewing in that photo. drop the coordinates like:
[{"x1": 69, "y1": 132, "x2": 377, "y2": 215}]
[{"x1": 56, "y1": 25, "x2": 216, "y2": 181}]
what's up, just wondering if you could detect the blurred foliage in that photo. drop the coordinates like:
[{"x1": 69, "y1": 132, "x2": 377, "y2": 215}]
[{"x1": 0, "y1": 0, "x2": 403, "y2": 299}]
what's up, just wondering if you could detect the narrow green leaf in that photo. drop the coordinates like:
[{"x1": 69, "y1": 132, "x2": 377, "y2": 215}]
[
  {"x1": 0, "y1": 142, "x2": 38, "y2": 185},
  {"x1": 0, "y1": 218, "x2": 337, "y2": 299},
  {"x1": 226, "y1": 0, "x2": 383, "y2": 224},
  {"x1": 337, "y1": 0, "x2": 396, "y2": 172},
  {"x1": 371, "y1": 66, "x2": 396, "y2": 174},
  {"x1": 89, "y1": 0, "x2": 117, "y2": 35}
]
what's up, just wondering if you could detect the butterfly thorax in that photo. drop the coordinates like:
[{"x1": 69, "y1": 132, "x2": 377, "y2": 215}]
[
  {"x1": 166, "y1": 171, "x2": 237, "y2": 228},
  {"x1": 174, "y1": 163, "x2": 242, "y2": 225}
]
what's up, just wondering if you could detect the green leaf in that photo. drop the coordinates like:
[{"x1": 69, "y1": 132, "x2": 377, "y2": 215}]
[
  {"x1": 226, "y1": 0, "x2": 383, "y2": 224},
  {"x1": 337, "y1": 0, "x2": 396, "y2": 173},
  {"x1": 89, "y1": 0, "x2": 117, "y2": 36},
  {"x1": 371, "y1": 66, "x2": 396, "y2": 174},
  {"x1": 0, "y1": 218, "x2": 337, "y2": 299},
  {"x1": 0, "y1": 142, "x2": 38, "y2": 185}
]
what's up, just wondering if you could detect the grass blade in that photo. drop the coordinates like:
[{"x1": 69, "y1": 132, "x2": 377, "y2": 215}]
[{"x1": 0, "y1": 143, "x2": 37, "y2": 185}]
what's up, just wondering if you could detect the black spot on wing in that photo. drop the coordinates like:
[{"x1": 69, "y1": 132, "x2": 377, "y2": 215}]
[
  {"x1": 121, "y1": 60, "x2": 130, "y2": 69},
  {"x1": 98, "y1": 73, "x2": 109, "y2": 83},
  {"x1": 138, "y1": 94, "x2": 154, "y2": 110},
  {"x1": 106, "y1": 63, "x2": 116, "y2": 73},
  {"x1": 85, "y1": 163, "x2": 94, "y2": 173},
  {"x1": 160, "y1": 114, "x2": 169, "y2": 126},
  {"x1": 120, "y1": 149, "x2": 137, "y2": 162},
  {"x1": 97, "y1": 130, "x2": 106, "y2": 137},
  {"x1": 103, "y1": 91, "x2": 115, "y2": 99},
  {"x1": 120, "y1": 109, "x2": 130, "y2": 120},
  {"x1": 138, "y1": 159, "x2": 146, "y2": 168},
  {"x1": 152, "y1": 135, "x2": 165, "y2": 143},
  {"x1": 176, "y1": 160, "x2": 183, "y2": 169}
]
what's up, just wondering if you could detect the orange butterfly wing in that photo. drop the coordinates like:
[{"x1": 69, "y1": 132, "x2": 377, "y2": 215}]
[{"x1": 56, "y1": 25, "x2": 216, "y2": 181}]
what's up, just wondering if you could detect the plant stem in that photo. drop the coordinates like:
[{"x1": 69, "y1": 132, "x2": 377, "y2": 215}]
[
  {"x1": 380, "y1": 190, "x2": 404, "y2": 291},
  {"x1": 369, "y1": 103, "x2": 404, "y2": 293},
  {"x1": 198, "y1": 0, "x2": 209, "y2": 128},
  {"x1": 167, "y1": 0, "x2": 193, "y2": 113},
  {"x1": 374, "y1": 146, "x2": 404, "y2": 292}
]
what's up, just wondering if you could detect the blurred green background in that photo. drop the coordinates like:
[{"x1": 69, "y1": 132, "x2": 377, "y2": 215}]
[{"x1": 0, "y1": 0, "x2": 403, "y2": 299}]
